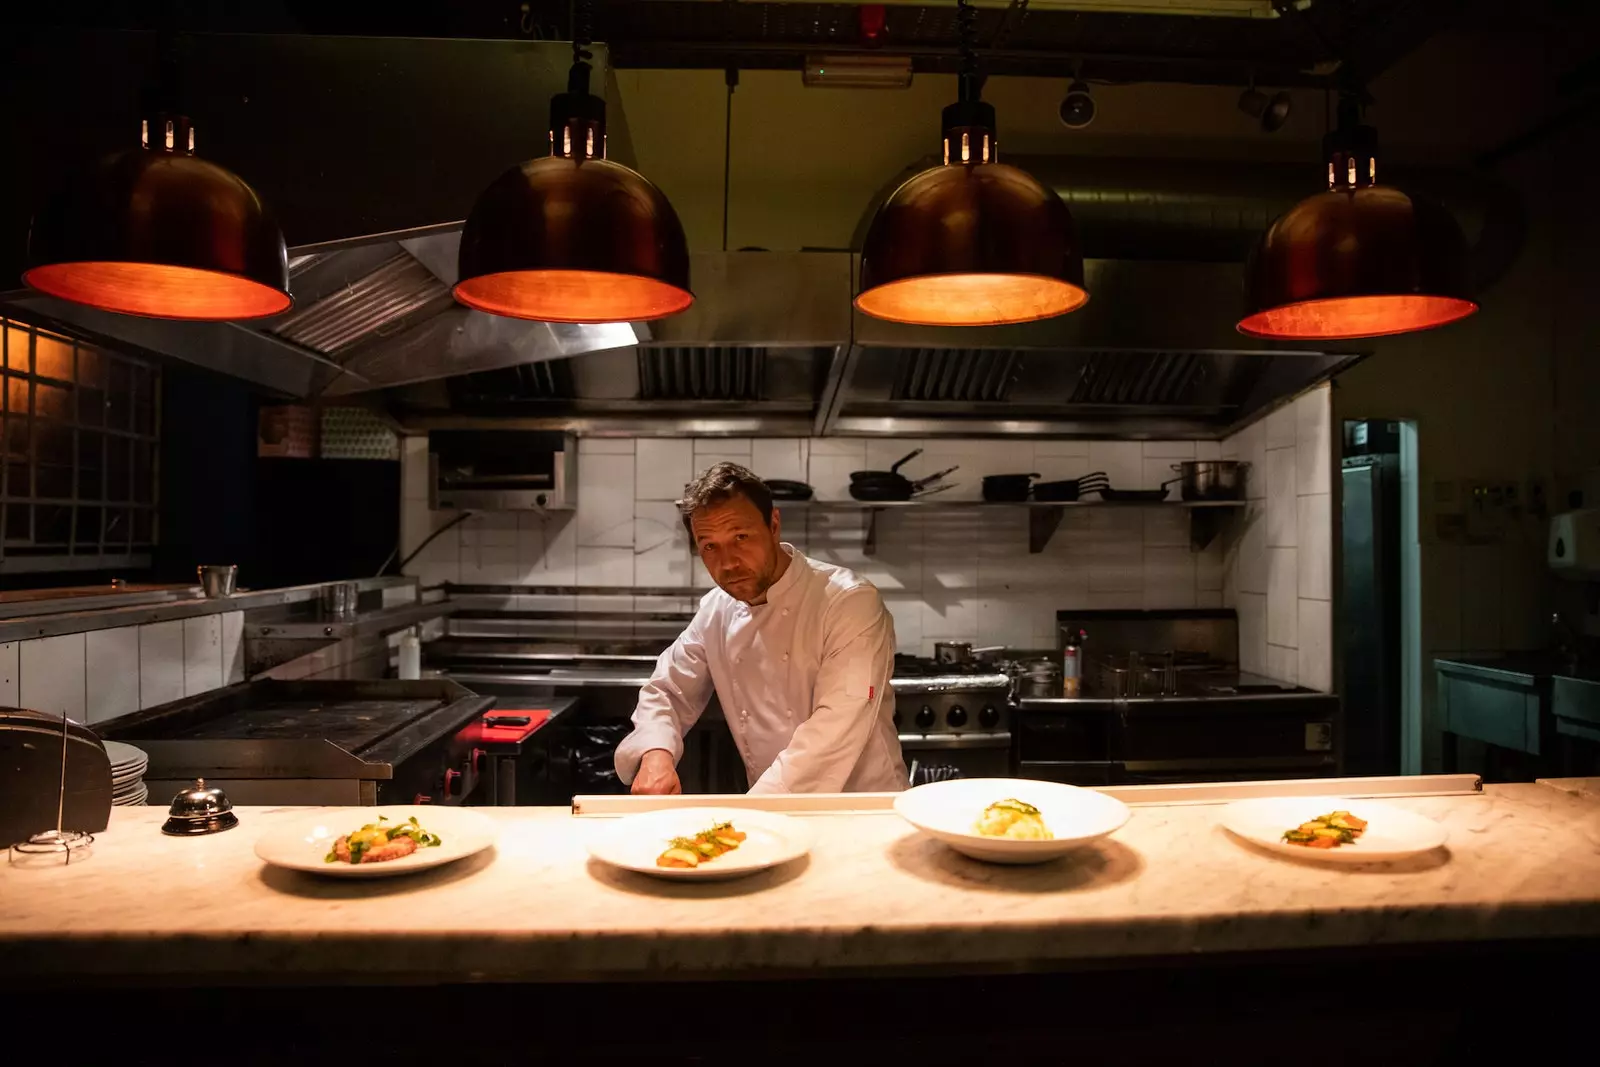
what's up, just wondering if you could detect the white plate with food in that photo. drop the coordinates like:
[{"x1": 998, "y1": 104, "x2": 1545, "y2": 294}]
[
  {"x1": 1218, "y1": 796, "x2": 1447, "y2": 863},
  {"x1": 893, "y1": 778, "x2": 1131, "y2": 865},
  {"x1": 586, "y1": 807, "x2": 814, "y2": 881},
  {"x1": 253, "y1": 806, "x2": 497, "y2": 878}
]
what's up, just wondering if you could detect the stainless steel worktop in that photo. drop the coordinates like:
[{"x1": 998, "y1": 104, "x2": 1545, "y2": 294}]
[{"x1": 0, "y1": 576, "x2": 420, "y2": 644}]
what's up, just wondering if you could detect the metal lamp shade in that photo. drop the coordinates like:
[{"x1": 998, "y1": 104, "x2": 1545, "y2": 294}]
[
  {"x1": 25, "y1": 149, "x2": 290, "y2": 321},
  {"x1": 1238, "y1": 184, "x2": 1477, "y2": 340},
  {"x1": 454, "y1": 156, "x2": 693, "y2": 324},
  {"x1": 856, "y1": 162, "x2": 1087, "y2": 326}
]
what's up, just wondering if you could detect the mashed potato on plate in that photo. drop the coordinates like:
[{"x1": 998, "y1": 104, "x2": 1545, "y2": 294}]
[{"x1": 973, "y1": 798, "x2": 1053, "y2": 840}]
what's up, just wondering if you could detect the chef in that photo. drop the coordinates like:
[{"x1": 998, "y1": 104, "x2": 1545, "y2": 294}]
[{"x1": 616, "y1": 462, "x2": 907, "y2": 794}]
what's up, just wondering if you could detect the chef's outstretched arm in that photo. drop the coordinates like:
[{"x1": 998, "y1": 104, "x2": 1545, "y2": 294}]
[
  {"x1": 748, "y1": 586, "x2": 895, "y2": 794},
  {"x1": 615, "y1": 608, "x2": 714, "y2": 789}
]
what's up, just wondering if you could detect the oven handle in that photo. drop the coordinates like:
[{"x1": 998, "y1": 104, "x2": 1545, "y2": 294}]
[{"x1": 898, "y1": 731, "x2": 1011, "y2": 750}]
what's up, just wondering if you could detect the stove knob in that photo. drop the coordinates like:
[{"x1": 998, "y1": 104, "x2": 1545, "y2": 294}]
[
  {"x1": 443, "y1": 768, "x2": 464, "y2": 797},
  {"x1": 946, "y1": 705, "x2": 968, "y2": 729},
  {"x1": 978, "y1": 704, "x2": 1000, "y2": 729},
  {"x1": 914, "y1": 705, "x2": 936, "y2": 729}
]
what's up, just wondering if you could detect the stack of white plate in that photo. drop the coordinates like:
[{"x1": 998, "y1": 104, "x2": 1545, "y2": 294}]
[{"x1": 105, "y1": 741, "x2": 150, "y2": 806}]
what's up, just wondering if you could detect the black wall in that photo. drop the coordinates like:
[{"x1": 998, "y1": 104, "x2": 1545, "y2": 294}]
[{"x1": 157, "y1": 364, "x2": 399, "y2": 590}]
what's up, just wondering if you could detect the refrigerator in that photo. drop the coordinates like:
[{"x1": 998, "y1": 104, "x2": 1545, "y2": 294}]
[{"x1": 1340, "y1": 421, "x2": 1403, "y2": 775}]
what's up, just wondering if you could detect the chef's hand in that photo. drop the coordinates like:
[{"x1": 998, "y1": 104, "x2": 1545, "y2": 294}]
[{"x1": 632, "y1": 749, "x2": 682, "y2": 795}]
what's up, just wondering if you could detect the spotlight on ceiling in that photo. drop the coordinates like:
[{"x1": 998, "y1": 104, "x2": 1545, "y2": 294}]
[
  {"x1": 1239, "y1": 85, "x2": 1293, "y2": 133},
  {"x1": 1058, "y1": 80, "x2": 1095, "y2": 129}
]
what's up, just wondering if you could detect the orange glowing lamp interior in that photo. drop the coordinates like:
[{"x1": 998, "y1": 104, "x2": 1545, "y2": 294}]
[
  {"x1": 453, "y1": 269, "x2": 694, "y2": 323},
  {"x1": 855, "y1": 272, "x2": 1088, "y2": 326},
  {"x1": 1238, "y1": 294, "x2": 1477, "y2": 340},
  {"x1": 23, "y1": 262, "x2": 291, "y2": 321}
]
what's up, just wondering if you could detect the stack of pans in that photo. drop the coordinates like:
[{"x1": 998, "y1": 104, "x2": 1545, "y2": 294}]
[{"x1": 105, "y1": 740, "x2": 150, "y2": 806}]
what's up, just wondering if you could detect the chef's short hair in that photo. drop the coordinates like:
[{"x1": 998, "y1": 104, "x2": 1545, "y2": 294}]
[{"x1": 677, "y1": 462, "x2": 774, "y2": 537}]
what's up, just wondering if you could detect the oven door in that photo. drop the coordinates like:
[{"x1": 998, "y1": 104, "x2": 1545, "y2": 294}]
[
  {"x1": 1014, "y1": 706, "x2": 1120, "y2": 785},
  {"x1": 1119, "y1": 697, "x2": 1339, "y2": 783},
  {"x1": 899, "y1": 732, "x2": 1012, "y2": 784}
]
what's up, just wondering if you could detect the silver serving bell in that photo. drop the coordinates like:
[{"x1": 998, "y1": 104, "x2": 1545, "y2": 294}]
[{"x1": 161, "y1": 778, "x2": 239, "y2": 836}]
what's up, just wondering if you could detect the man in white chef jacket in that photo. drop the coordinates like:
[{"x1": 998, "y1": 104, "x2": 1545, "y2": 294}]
[{"x1": 616, "y1": 463, "x2": 907, "y2": 794}]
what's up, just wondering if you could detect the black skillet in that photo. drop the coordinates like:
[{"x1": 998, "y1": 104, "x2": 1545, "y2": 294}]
[{"x1": 850, "y1": 448, "x2": 922, "y2": 484}]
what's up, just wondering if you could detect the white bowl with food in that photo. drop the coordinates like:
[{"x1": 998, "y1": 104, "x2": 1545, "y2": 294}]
[
  {"x1": 586, "y1": 807, "x2": 814, "y2": 881},
  {"x1": 254, "y1": 806, "x2": 497, "y2": 878},
  {"x1": 1218, "y1": 796, "x2": 1448, "y2": 863},
  {"x1": 893, "y1": 778, "x2": 1131, "y2": 865}
]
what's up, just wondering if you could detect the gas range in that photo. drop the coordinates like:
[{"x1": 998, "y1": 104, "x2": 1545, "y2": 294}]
[{"x1": 889, "y1": 655, "x2": 1013, "y2": 736}]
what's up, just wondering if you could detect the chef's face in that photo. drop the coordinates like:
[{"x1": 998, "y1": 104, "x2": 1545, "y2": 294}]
[{"x1": 690, "y1": 495, "x2": 784, "y2": 604}]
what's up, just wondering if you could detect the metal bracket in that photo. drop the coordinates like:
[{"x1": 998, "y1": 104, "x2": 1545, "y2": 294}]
[
  {"x1": 1028, "y1": 506, "x2": 1066, "y2": 554},
  {"x1": 1189, "y1": 508, "x2": 1224, "y2": 551}
]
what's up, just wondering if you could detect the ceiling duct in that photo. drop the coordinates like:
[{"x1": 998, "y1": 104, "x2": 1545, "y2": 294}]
[{"x1": 853, "y1": 155, "x2": 1526, "y2": 290}]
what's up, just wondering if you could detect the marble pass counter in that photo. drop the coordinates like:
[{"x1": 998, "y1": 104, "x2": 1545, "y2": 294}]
[
  {"x1": 4, "y1": 781, "x2": 1598, "y2": 986},
  {"x1": 4, "y1": 779, "x2": 1598, "y2": 1062}
]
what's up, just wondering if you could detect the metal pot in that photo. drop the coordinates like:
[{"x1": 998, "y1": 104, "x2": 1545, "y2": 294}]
[
  {"x1": 197, "y1": 564, "x2": 238, "y2": 598},
  {"x1": 1171, "y1": 460, "x2": 1248, "y2": 501},
  {"x1": 1017, "y1": 657, "x2": 1063, "y2": 698},
  {"x1": 934, "y1": 642, "x2": 1006, "y2": 665}
]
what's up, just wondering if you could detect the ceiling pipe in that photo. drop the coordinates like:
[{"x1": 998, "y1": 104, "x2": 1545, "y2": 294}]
[{"x1": 852, "y1": 154, "x2": 1526, "y2": 293}]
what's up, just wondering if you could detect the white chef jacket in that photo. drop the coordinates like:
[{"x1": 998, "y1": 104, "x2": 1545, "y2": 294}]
[{"x1": 615, "y1": 545, "x2": 907, "y2": 793}]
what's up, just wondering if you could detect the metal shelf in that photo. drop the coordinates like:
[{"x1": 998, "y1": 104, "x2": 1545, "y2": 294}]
[{"x1": 780, "y1": 498, "x2": 1245, "y2": 555}]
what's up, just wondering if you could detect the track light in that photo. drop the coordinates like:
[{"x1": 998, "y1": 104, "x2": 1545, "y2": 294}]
[
  {"x1": 1058, "y1": 80, "x2": 1095, "y2": 129},
  {"x1": 1238, "y1": 84, "x2": 1292, "y2": 133}
]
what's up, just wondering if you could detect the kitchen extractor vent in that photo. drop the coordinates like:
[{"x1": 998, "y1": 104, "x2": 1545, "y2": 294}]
[
  {"x1": 266, "y1": 252, "x2": 447, "y2": 355},
  {"x1": 891, "y1": 348, "x2": 1023, "y2": 403},
  {"x1": 1069, "y1": 350, "x2": 1209, "y2": 406},
  {"x1": 638, "y1": 346, "x2": 767, "y2": 401},
  {"x1": 445, "y1": 358, "x2": 577, "y2": 404}
]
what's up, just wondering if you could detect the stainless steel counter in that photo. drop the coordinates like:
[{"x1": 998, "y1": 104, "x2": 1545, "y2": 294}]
[{"x1": 0, "y1": 576, "x2": 419, "y2": 644}]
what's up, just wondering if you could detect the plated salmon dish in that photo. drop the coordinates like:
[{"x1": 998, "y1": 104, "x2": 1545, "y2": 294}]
[
  {"x1": 656, "y1": 820, "x2": 748, "y2": 868},
  {"x1": 326, "y1": 815, "x2": 443, "y2": 864}
]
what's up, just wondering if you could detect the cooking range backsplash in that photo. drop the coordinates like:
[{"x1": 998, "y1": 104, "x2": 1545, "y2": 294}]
[{"x1": 404, "y1": 435, "x2": 1255, "y2": 659}]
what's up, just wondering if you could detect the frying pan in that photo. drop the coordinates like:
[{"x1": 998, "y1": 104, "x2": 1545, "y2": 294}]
[
  {"x1": 1032, "y1": 471, "x2": 1108, "y2": 503},
  {"x1": 982, "y1": 473, "x2": 1040, "y2": 502},
  {"x1": 766, "y1": 479, "x2": 813, "y2": 501},
  {"x1": 849, "y1": 466, "x2": 960, "y2": 502},
  {"x1": 850, "y1": 448, "x2": 922, "y2": 483}
]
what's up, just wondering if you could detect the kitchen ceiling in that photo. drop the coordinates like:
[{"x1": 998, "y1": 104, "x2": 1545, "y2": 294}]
[{"x1": 37, "y1": 0, "x2": 1465, "y2": 88}]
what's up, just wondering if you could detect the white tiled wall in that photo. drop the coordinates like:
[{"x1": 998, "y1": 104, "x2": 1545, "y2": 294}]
[
  {"x1": 9, "y1": 609, "x2": 247, "y2": 726},
  {"x1": 0, "y1": 641, "x2": 18, "y2": 706},
  {"x1": 1221, "y1": 384, "x2": 1335, "y2": 691},
  {"x1": 401, "y1": 434, "x2": 1272, "y2": 657},
  {"x1": 20, "y1": 633, "x2": 86, "y2": 722},
  {"x1": 87, "y1": 627, "x2": 140, "y2": 724}
]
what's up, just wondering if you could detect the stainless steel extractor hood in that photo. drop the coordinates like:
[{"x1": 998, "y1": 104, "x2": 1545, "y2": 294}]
[{"x1": 386, "y1": 249, "x2": 1360, "y2": 440}]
